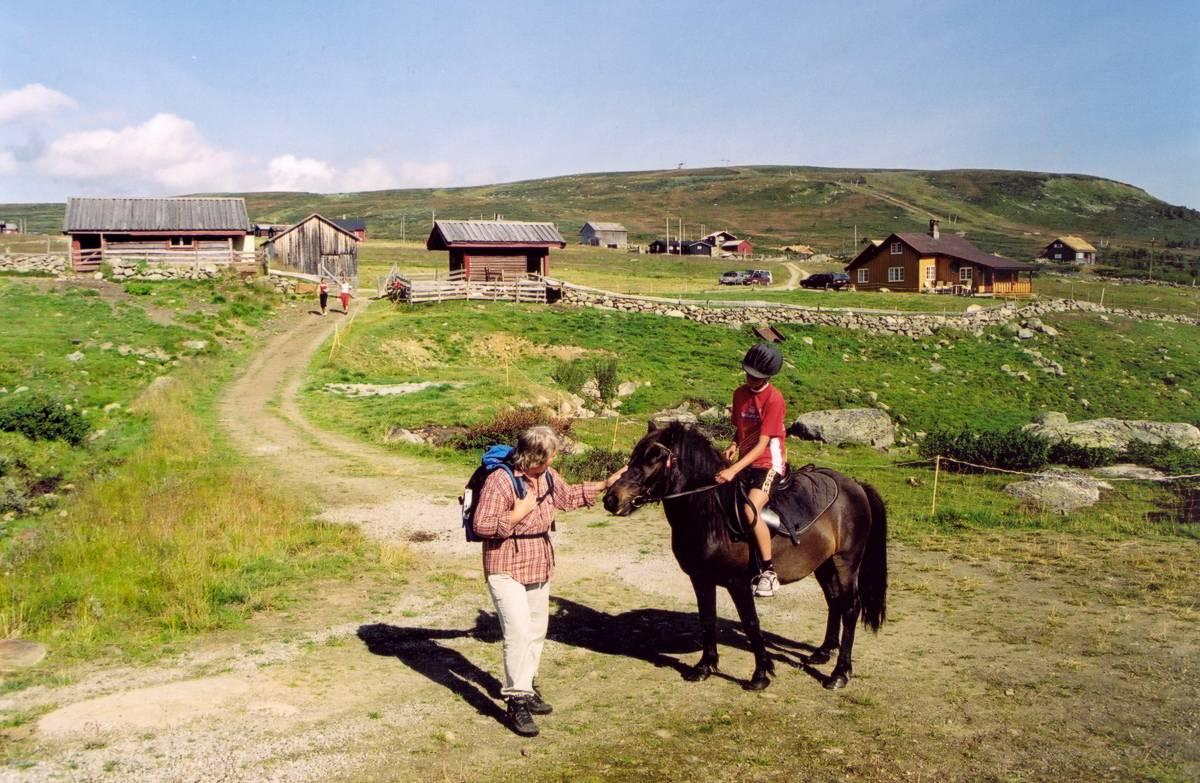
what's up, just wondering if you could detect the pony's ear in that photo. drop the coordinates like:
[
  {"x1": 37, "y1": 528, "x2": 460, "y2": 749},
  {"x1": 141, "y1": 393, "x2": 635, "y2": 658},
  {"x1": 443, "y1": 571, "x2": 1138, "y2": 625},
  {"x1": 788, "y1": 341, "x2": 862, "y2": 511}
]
[{"x1": 646, "y1": 420, "x2": 659, "y2": 434}]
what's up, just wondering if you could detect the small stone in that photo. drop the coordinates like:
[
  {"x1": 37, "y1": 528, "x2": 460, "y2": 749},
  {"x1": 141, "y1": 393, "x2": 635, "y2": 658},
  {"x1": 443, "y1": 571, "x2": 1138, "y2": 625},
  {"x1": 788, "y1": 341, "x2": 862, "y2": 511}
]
[{"x1": 66, "y1": 351, "x2": 85, "y2": 362}]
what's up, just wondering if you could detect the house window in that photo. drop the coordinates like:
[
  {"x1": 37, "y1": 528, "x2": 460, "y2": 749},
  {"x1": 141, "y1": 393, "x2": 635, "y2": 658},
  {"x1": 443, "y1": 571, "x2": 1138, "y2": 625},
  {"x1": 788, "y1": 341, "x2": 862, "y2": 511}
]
[
  {"x1": 959, "y1": 267, "x2": 972, "y2": 282},
  {"x1": 857, "y1": 268, "x2": 868, "y2": 284},
  {"x1": 1053, "y1": 253, "x2": 1061, "y2": 260},
  {"x1": 1076, "y1": 252, "x2": 1084, "y2": 260},
  {"x1": 925, "y1": 265, "x2": 936, "y2": 282},
  {"x1": 888, "y1": 266, "x2": 903, "y2": 283},
  {"x1": 890, "y1": 242, "x2": 903, "y2": 255},
  {"x1": 169, "y1": 237, "x2": 195, "y2": 248}
]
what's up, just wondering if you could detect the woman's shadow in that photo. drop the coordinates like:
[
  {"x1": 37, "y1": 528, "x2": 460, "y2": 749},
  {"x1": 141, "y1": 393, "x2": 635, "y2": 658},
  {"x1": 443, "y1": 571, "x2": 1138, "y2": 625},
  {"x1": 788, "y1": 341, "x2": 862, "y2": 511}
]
[{"x1": 357, "y1": 596, "x2": 825, "y2": 727}]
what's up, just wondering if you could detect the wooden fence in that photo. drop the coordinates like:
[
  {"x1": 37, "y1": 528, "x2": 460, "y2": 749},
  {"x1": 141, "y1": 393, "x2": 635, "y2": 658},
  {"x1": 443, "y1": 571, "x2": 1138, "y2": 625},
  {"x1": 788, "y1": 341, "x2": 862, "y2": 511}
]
[
  {"x1": 384, "y1": 268, "x2": 547, "y2": 304},
  {"x1": 73, "y1": 247, "x2": 258, "y2": 272}
]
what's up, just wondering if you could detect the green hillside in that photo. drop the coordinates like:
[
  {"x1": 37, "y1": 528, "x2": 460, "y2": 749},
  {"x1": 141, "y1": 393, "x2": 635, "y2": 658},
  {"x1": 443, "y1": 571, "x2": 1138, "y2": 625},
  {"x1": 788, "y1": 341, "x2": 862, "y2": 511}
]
[{"x1": 5, "y1": 166, "x2": 1200, "y2": 278}]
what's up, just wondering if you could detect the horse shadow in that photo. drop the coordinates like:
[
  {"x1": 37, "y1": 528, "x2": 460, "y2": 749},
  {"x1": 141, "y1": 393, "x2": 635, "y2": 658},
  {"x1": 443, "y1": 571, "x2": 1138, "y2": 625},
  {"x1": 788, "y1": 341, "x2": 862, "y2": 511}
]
[{"x1": 357, "y1": 597, "x2": 827, "y2": 718}]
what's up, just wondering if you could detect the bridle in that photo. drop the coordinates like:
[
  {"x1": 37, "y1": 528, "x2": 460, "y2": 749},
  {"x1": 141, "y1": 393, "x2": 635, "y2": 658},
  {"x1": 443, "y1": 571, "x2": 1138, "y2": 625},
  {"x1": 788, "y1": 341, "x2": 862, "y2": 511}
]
[{"x1": 629, "y1": 441, "x2": 722, "y2": 506}]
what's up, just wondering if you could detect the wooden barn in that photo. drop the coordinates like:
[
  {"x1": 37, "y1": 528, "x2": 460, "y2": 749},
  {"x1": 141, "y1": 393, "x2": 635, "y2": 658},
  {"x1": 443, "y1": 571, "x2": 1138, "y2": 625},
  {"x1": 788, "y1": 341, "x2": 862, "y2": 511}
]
[
  {"x1": 683, "y1": 240, "x2": 714, "y2": 256},
  {"x1": 1040, "y1": 235, "x2": 1096, "y2": 265},
  {"x1": 721, "y1": 239, "x2": 753, "y2": 257},
  {"x1": 333, "y1": 218, "x2": 367, "y2": 242},
  {"x1": 845, "y1": 219, "x2": 1036, "y2": 296},
  {"x1": 262, "y1": 213, "x2": 360, "y2": 281},
  {"x1": 580, "y1": 221, "x2": 628, "y2": 248},
  {"x1": 702, "y1": 230, "x2": 737, "y2": 245},
  {"x1": 63, "y1": 197, "x2": 254, "y2": 272},
  {"x1": 648, "y1": 239, "x2": 680, "y2": 254},
  {"x1": 426, "y1": 220, "x2": 566, "y2": 281}
]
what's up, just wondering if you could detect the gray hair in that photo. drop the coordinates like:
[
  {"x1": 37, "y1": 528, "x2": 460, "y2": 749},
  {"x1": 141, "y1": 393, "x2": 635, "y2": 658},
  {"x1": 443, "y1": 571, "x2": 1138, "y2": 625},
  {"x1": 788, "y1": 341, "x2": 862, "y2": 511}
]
[{"x1": 513, "y1": 425, "x2": 560, "y2": 471}]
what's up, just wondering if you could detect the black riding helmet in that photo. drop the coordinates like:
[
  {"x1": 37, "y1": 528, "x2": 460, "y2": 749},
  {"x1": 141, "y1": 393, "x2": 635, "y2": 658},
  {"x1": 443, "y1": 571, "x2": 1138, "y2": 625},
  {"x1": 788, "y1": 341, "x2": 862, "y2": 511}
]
[{"x1": 742, "y1": 343, "x2": 783, "y2": 378}]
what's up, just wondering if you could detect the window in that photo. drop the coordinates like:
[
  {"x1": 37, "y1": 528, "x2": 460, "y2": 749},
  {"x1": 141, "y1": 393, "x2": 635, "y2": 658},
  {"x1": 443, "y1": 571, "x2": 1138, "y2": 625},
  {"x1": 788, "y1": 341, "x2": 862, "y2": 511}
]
[
  {"x1": 959, "y1": 266, "x2": 972, "y2": 282},
  {"x1": 857, "y1": 268, "x2": 868, "y2": 283},
  {"x1": 925, "y1": 265, "x2": 936, "y2": 281},
  {"x1": 888, "y1": 266, "x2": 903, "y2": 283},
  {"x1": 890, "y1": 242, "x2": 903, "y2": 255},
  {"x1": 169, "y1": 237, "x2": 194, "y2": 248},
  {"x1": 1076, "y1": 252, "x2": 1084, "y2": 260},
  {"x1": 1053, "y1": 253, "x2": 1061, "y2": 260}
]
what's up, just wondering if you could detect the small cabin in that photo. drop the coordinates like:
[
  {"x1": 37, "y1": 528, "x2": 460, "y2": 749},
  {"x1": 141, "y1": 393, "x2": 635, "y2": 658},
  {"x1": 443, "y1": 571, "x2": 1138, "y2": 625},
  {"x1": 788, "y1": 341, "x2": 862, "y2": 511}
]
[
  {"x1": 721, "y1": 239, "x2": 752, "y2": 257},
  {"x1": 333, "y1": 218, "x2": 367, "y2": 242},
  {"x1": 262, "y1": 213, "x2": 359, "y2": 281},
  {"x1": 426, "y1": 219, "x2": 566, "y2": 281},
  {"x1": 1040, "y1": 236, "x2": 1096, "y2": 265},
  {"x1": 580, "y1": 221, "x2": 627, "y2": 249},
  {"x1": 683, "y1": 240, "x2": 714, "y2": 256}
]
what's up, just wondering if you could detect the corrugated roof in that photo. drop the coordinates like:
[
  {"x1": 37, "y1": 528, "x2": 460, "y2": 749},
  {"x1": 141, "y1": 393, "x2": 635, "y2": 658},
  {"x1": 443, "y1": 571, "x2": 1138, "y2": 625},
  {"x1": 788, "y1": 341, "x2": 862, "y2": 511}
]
[
  {"x1": 582, "y1": 221, "x2": 627, "y2": 233},
  {"x1": 1055, "y1": 235, "x2": 1096, "y2": 253},
  {"x1": 428, "y1": 220, "x2": 566, "y2": 248},
  {"x1": 333, "y1": 218, "x2": 366, "y2": 232},
  {"x1": 264, "y1": 213, "x2": 360, "y2": 245},
  {"x1": 64, "y1": 197, "x2": 251, "y2": 232}
]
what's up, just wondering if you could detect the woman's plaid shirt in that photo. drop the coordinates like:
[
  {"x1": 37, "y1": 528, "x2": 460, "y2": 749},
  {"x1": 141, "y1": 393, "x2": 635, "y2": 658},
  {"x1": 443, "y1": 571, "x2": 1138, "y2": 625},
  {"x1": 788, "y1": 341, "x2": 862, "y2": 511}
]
[{"x1": 472, "y1": 467, "x2": 597, "y2": 585}]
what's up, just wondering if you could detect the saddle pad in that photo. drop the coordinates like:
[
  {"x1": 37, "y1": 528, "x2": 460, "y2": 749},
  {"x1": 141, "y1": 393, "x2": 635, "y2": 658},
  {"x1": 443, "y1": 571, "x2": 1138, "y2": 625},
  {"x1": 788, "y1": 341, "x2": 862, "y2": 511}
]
[{"x1": 767, "y1": 466, "x2": 841, "y2": 543}]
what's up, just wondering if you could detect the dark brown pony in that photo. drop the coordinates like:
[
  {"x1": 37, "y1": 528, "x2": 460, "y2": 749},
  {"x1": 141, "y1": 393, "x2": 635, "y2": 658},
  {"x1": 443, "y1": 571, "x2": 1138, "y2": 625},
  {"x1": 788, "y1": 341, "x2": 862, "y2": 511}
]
[{"x1": 602, "y1": 422, "x2": 888, "y2": 690}]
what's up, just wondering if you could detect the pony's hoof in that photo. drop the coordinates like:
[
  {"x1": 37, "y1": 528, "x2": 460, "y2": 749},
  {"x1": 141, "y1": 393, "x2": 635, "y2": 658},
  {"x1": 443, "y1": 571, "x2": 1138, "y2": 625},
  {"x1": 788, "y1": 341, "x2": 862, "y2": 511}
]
[
  {"x1": 743, "y1": 674, "x2": 771, "y2": 691},
  {"x1": 684, "y1": 664, "x2": 716, "y2": 682},
  {"x1": 823, "y1": 672, "x2": 850, "y2": 690},
  {"x1": 808, "y1": 649, "x2": 833, "y2": 666}
]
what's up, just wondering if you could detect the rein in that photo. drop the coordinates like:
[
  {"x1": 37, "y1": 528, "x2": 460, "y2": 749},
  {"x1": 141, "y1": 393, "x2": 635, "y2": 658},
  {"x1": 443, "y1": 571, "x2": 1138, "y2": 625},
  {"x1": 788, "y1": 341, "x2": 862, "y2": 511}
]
[{"x1": 633, "y1": 441, "x2": 723, "y2": 504}]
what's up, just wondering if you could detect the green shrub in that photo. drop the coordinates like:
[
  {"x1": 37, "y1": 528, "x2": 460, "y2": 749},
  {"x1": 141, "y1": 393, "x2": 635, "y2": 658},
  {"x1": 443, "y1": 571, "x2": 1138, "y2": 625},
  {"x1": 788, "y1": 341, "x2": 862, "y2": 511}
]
[
  {"x1": 123, "y1": 282, "x2": 154, "y2": 296},
  {"x1": 1122, "y1": 441, "x2": 1200, "y2": 475},
  {"x1": 452, "y1": 408, "x2": 573, "y2": 451},
  {"x1": 1048, "y1": 441, "x2": 1120, "y2": 469},
  {"x1": 556, "y1": 448, "x2": 628, "y2": 483},
  {"x1": 919, "y1": 426, "x2": 1049, "y2": 471},
  {"x1": 0, "y1": 393, "x2": 90, "y2": 446},
  {"x1": 551, "y1": 359, "x2": 590, "y2": 395},
  {"x1": 593, "y1": 358, "x2": 619, "y2": 403}
]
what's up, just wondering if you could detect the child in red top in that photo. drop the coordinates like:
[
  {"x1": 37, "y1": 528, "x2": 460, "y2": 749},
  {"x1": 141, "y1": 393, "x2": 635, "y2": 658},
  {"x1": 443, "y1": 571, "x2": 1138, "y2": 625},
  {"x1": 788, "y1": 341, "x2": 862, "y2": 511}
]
[{"x1": 714, "y1": 343, "x2": 787, "y2": 597}]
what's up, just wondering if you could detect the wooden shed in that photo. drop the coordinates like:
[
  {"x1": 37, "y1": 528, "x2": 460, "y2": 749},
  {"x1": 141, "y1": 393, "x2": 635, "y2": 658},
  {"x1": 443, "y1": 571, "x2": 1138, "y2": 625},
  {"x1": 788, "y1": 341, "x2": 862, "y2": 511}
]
[
  {"x1": 580, "y1": 221, "x2": 628, "y2": 248},
  {"x1": 63, "y1": 197, "x2": 253, "y2": 272},
  {"x1": 426, "y1": 220, "x2": 565, "y2": 281},
  {"x1": 845, "y1": 219, "x2": 1036, "y2": 296},
  {"x1": 333, "y1": 218, "x2": 367, "y2": 242},
  {"x1": 721, "y1": 239, "x2": 753, "y2": 257},
  {"x1": 1040, "y1": 236, "x2": 1096, "y2": 265},
  {"x1": 263, "y1": 213, "x2": 359, "y2": 281}
]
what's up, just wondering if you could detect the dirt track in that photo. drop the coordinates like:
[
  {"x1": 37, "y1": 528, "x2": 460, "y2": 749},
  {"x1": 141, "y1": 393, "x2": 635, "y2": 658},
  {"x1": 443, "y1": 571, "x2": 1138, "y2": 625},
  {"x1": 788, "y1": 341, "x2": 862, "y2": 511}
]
[{"x1": 4, "y1": 303, "x2": 1197, "y2": 782}]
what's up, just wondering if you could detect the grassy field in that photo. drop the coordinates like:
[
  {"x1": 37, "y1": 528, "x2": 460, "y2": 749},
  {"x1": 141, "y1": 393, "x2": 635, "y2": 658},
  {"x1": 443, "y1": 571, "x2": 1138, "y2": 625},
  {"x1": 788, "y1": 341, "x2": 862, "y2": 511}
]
[{"x1": 5, "y1": 165, "x2": 1200, "y2": 279}]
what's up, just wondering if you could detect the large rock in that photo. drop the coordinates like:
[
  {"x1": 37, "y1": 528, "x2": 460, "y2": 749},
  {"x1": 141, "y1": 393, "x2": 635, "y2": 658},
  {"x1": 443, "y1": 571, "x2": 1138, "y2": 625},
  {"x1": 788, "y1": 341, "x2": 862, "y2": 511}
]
[
  {"x1": 0, "y1": 640, "x2": 48, "y2": 671},
  {"x1": 1025, "y1": 412, "x2": 1200, "y2": 451},
  {"x1": 789, "y1": 408, "x2": 894, "y2": 449},
  {"x1": 651, "y1": 406, "x2": 698, "y2": 428},
  {"x1": 1004, "y1": 470, "x2": 1112, "y2": 514}
]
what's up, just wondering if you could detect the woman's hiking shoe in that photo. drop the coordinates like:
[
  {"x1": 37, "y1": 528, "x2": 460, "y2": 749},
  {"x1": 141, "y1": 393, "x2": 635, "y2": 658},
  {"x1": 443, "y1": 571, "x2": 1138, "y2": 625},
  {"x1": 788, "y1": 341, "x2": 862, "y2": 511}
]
[
  {"x1": 529, "y1": 686, "x2": 553, "y2": 715},
  {"x1": 506, "y1": 697, "x2": 540, "y2": 737},
  {"x1": 753, "y1": 569, "x2": 779, "y2": 598}
]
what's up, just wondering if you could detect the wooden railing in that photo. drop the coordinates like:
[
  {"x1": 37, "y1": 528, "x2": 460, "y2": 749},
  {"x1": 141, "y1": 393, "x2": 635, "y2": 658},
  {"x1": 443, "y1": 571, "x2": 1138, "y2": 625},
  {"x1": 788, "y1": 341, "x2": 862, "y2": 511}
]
[
  {"x1": 385, "y1": 270, "x2": 545, "y2": 304},
  {"x1": 73, "y1": 247, "x2": 257, "y2": 272}
]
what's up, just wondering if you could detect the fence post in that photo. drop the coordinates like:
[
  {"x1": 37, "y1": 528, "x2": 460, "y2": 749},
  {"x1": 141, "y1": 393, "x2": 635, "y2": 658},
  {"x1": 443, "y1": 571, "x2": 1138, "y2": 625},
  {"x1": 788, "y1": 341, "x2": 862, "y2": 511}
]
[{"x1": 930, "y1": 455, "x2": 941, "y2": 517}]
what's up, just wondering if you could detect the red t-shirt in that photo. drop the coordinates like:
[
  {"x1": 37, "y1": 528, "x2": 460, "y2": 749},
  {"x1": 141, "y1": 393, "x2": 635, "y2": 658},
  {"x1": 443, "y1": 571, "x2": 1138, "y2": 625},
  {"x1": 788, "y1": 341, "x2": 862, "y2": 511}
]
[{"x1": 732, "y1": 382, "x2": 788, "y2": 471}]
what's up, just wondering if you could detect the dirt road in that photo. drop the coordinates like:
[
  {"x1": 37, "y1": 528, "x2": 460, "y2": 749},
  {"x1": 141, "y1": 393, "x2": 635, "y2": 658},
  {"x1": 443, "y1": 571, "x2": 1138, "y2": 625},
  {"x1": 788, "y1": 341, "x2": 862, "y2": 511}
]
[{"x1": 5, "y1": 303, "x2": 1197, "y2": 782}]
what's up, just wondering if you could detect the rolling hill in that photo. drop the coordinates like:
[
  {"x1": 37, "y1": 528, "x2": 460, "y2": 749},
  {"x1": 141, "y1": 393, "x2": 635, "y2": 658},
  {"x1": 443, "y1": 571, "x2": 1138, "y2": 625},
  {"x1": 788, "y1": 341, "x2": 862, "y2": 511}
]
[{"x1": 4, "y1": 166, "x2": 1199, "y2": 277}]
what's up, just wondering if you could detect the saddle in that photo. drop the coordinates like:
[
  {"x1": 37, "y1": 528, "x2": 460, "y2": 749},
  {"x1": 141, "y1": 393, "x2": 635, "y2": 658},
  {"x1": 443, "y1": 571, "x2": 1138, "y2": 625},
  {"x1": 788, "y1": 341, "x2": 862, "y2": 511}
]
[{"x1": 756, "y1": 465, "x2": 841, "y2": 544}]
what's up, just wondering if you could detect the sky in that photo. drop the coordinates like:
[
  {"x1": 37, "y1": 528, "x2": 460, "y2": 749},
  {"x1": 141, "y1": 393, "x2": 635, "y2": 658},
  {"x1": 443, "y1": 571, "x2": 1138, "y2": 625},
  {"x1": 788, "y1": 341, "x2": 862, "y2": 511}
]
[{"x1": 1, "y1": 0, "x2": 1197, "y2": 206}]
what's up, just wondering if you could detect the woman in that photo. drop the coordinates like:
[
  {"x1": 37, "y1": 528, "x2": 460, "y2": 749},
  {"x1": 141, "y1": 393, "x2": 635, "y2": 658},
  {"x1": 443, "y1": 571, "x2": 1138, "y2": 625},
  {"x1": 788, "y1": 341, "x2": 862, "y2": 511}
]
[
  {"x1": 338, "y1": 278, "x2": 353, "y2": 314},
  {"x1": 317, "y1": 279, "x2": 329, "y2": 316},
  {"x1": 471, "y1": 425, "x2": 626, "y2": 737}
]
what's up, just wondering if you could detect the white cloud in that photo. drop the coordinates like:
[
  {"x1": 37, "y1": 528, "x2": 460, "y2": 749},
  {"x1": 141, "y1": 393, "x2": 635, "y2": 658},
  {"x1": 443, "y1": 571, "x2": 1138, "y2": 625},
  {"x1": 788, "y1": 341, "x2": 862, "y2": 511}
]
[
  {"x1": 265, "y1": 154, "x2": 337, "y2": 191},
  {"x1": 341, "y1": 157, "x2": 399, "y2": 191},
  {"x1": 37, "y1": 113, "x2": 240, "y2": 192},
  {"x1": 0, "y1": 149, "x2": 16, "y2": 174},
  {"x1": 0, "y1": 84, "x2": 77, "y2": 124}
]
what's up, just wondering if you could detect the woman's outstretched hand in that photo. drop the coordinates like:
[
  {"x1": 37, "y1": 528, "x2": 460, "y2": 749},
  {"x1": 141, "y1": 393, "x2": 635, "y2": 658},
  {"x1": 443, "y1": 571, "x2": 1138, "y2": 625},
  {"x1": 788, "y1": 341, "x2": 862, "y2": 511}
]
[{"x1": 604, "y1": 465, "x2": 628, "y2": 489}]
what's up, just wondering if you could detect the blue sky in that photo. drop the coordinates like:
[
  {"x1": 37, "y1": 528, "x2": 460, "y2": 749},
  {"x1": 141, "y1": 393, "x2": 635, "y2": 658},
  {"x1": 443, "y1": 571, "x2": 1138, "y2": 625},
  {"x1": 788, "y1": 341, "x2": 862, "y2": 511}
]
[{"x1": 1, "y1": 0, "x2": 1197, "y2": 205}]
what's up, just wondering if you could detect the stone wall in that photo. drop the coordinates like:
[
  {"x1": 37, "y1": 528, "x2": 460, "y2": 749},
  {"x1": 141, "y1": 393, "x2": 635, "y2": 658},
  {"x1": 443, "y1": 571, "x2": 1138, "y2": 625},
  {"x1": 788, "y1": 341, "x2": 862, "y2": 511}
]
[
  {"x1": 555, "y1": 284, "x2": 1199, "y2": 337},
  {"x1": 107, "y1": 259, "x2": 223, "y2": 281},
  {"x1": 0, "y1": 253, "x2": 67, "y2": 276}
]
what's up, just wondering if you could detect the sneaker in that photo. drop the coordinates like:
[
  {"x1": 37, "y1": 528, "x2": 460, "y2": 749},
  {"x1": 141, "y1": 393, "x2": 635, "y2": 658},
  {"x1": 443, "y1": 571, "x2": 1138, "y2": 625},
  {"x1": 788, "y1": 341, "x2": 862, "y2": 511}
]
[
  {"x1": 529, "y1": 686, "x2": 553, "y2": 715},
  {"x1": 753, "y1": 569, "x2": 779, "y2": 598},
  {"x1": 506, "y1": 697, "x2": 540, "y2": 737}
]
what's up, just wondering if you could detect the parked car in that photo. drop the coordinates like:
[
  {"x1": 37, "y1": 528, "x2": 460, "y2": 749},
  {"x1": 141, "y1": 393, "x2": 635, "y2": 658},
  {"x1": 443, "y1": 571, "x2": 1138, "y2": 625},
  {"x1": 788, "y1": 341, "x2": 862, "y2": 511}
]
[
  {"x1": 719, "y1": 270, "x2": 748, "y2": 285},
  {"x1": 746, "y1": 269, "x2": 773, "y2": 285},
  {"x1": 800, "y1": 272, "x2": 850, "y2": 290}
]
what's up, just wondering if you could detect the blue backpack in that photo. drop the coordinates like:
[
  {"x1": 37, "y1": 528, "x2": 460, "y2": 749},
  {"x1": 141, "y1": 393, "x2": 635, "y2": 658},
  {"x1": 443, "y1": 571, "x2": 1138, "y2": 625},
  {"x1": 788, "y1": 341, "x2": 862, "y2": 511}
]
[{"x1": 460, "y1": 445, "x2": 554, "y2": 542}]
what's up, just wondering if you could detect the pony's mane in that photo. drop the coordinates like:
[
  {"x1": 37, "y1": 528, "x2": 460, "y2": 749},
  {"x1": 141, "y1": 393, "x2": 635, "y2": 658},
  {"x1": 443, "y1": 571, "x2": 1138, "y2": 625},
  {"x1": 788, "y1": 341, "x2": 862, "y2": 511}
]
[{"x1": 662, "y1": 422, "x2": 724, "y2": 481}]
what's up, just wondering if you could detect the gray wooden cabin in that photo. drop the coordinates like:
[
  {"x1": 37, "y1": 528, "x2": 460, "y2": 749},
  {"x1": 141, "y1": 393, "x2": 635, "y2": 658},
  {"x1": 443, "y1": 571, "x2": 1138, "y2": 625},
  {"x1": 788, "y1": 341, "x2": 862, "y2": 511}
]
[
  {"x1": 263, "y1": 213, "x2": 359, "y2": 280},
  {"x1": 580, "y1": 221, "x2": 628, "y2": 249}
]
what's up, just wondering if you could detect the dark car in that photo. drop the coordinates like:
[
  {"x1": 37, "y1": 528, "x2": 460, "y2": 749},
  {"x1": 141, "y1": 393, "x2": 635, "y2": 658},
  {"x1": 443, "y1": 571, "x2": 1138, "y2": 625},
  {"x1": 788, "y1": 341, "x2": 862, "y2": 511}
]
[
  {"x1": 800, "y1": 272, "x2": 850, "y2": 290},
  {"x1": 746, "y1": 269, "x2": 773, "y2": 285}
]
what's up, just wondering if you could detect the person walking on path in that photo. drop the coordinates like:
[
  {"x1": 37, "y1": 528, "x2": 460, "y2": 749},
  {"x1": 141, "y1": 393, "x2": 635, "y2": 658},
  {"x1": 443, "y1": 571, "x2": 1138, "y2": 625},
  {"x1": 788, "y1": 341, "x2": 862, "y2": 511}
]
[
  {"x1": 338, "y1": 278, "x2": 353, "y2": 314},
  {"x1": 471, "y1": 425, "x2": 626, "y2": 737},
  {"x1": 317, "y1": 279, "x2": 329, "y2": 316},
  {"x1": 714, "y1": 343, "x2": 788, "y2": 598}
]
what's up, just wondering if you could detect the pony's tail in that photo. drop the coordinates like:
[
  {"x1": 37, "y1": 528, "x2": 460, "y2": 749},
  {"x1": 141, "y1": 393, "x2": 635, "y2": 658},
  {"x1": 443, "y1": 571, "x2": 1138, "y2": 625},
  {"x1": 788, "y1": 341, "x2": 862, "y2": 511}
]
[{"x1": 859, "y1": 482, "x2": 888, "y2": 632}]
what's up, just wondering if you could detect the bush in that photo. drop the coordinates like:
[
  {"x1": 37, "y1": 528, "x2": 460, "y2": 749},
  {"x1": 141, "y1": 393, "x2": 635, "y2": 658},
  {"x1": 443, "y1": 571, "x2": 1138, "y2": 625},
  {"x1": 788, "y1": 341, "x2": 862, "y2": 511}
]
[
  {"x1": 593, "y1": 358, "x2": 619, "y2": 403},
  {"x1": 1122, "y1": 441, "x2": 1200, "y2": 475},
  {"x1": 0, "y1": 393, "x2": 90, "y2": 446},
  {"x1": 919, "y1": 426, "x2": 1049, "y2": 471},
  {"x1": 123, "y1": 282, "x2": 154, "y2": 296},
  {"x1": 551, "y1": 359, "x2": 589, "y2": 395},
  {"x1": 452, "y1": 408, "x2": 573, "y2": 451},
  {"x1": 1048, "y1": 441, "x2": 1120, "y2": 469},
  {"x1": 556, "y1": 448, "x2": 628, "y2": 483}
]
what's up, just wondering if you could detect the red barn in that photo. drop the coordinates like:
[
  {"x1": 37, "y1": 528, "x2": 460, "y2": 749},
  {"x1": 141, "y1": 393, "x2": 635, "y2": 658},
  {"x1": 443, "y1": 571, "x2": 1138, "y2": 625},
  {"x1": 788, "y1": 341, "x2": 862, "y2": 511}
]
[
  {"x1": 426, "y1": 220, "x2": 566, "y2": 281},
  {"x1": 721, "y1": 239, "x2": 753, "y2": 257}
]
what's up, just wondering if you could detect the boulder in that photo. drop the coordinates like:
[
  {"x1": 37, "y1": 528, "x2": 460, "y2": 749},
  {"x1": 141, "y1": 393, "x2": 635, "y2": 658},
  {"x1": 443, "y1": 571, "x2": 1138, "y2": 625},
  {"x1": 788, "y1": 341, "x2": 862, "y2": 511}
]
[
  {"x1": 1025, "y1": 412, "x2": 1200, "y2": 451},
  {"x1": 384, "y1": 427, "x2": 427, "y2": 445},
  {"x1": 789, "y1": 408, "x2": 894, "y2": 449},
  {"x1": 1091, "y1": 464, "x2": 1167, "y2": 481},
  {"x1": 651, "y1": 406, "x2": 698, "y2": 428},
  {"x1": 1004, "y1": 470, "x2": 1112, "y2": 514}
]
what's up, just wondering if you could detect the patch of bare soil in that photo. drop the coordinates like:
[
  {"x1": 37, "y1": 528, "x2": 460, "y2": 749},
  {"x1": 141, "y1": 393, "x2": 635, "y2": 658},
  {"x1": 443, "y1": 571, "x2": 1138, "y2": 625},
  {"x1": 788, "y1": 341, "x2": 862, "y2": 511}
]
[
  {"x1": 468, "y1": 332, "x2": 594, "y2": 363},
  {"x1": 3, "y1": 299, "x2": 1197, "y2": 783}
]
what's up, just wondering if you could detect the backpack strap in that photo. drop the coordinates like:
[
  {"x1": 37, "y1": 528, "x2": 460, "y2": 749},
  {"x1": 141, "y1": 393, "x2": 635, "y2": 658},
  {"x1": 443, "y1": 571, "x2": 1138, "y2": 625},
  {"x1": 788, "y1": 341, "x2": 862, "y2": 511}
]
[{"x1": 495, "y1": 464, "x2": 525, "y2": 499}]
